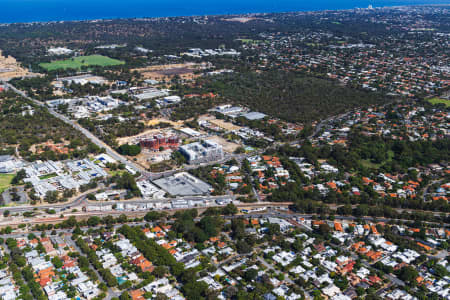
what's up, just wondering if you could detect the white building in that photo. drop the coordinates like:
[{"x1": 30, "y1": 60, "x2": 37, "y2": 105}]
[
  {"x1": 179, "y1": 140, "x2": 223, "y2": 164},
  {"x1": 48, "y1": 47, "x2": 73, "y2": 55}
]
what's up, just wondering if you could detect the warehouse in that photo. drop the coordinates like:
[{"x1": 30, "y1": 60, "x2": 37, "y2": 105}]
[{"x1": 153, "y1": 172, "x2": 212, "y2": 196}]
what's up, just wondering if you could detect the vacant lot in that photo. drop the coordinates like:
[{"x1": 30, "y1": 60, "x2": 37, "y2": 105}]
[
  {"x1": 206, "y1": 136, "x2": 240, "y2": 153},
  {"x1": 40, "y1": 55, "x2": 124, "y2": 71},
  {"x1": 0, "y1": 50, "x2": 38, "y2": 80},
  {"x1": 199, "y1": 115, "x2": 242, "y2": 131},
  {"x1": 428, "y1": 97, "x2": 450, "y2": 107},
  {"x1": 132, "y1": 63, "x2": 204, "y2": 81}
]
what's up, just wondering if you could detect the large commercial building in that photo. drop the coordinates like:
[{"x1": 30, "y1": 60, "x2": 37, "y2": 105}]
[
  {"x1": 153, "y1": 172, "x2": 212, "y2": 196},
  {"x1": 179, "y1": 140, "x2": 223, "y2": 165},
  {"x1": 131, "y1": 87, "x2": 169, "y2": 101}
]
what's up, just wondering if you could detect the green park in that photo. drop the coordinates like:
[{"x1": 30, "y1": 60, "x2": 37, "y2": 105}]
[
  {"x1": 428, "y1": 97, "x2": 450, "y2": 107},
  {"x1": 39, "y1": 55, "x2": 125, "y2": 71}
]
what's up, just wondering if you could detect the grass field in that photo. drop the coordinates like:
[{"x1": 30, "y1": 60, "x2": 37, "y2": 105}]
[
  {"x1": 360, "y1": 150, "x2": 394, "y2": 170},
  {"x1": 428, "y1": 97, "x2": 450, "y2": 107},
  {"x1": 39, "y1": 173, "x2": 58, "y2": 180},
  {"x1": 40, "y1": 55, "x2": 125, "y2": 71},
  {"x1": 237, "y1": 39, "x2": 264, "y2": 44},
  {"x1": 0, "y1": 173, "x2": 14, "y2": 194},
  {"x1": 108, "y1": 170, "x2": 127, "y2": 177}
]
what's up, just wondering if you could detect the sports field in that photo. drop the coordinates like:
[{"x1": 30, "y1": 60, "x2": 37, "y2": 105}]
[
  {"x1": 0, "y1": 173, "x2": 14, "y2": 194},
  {"x1": 428, "y1": 97, "x2": 450, "y2": 107},
  {"x1": 40, "y1": 55, "x2": 125, "y2": 71}
]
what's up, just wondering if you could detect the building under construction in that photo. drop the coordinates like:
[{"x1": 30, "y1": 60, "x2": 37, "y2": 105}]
[{"x1": 139, "y1": 134, "x2": 179, "y2": 151}]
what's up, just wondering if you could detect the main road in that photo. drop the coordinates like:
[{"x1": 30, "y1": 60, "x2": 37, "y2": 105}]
[
  {"x1": 2, "y1": 81, "x2": 146, "y2": 175},
  {"x1": 3, "y1": 81, "x2": 259, "y2": 181}
]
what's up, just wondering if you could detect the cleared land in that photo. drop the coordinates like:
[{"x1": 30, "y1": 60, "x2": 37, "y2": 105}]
[
  {"x1": 199, "y1": 115, "x2": 242, "y2": 131},
  {"x1": 0, "y1": 173, "x2": 14, "y2": 194},
  {"x1": 428, "y1": 97, "x2": 450, "y2": 107},
  {"x1": 132, "y1": 63, "x2": 205, "y2": 81},
  {"x1": 206, "y1": 136, "x2": 240, "y2": 153},
  {"x1": 39, "y1": 55, "x2": 124, "y2": 71},
  {"x1": 0, "y1": 50, "x2": 38, "y2": 80}
]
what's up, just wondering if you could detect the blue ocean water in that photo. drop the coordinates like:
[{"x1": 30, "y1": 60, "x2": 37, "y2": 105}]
[{"x1": 0, "y1": 0, "x2": 449, "y2": 23}]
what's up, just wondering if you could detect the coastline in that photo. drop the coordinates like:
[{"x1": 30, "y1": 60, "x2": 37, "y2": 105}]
[{"x1": 0, "y1": 2, "x2": 449, "y2": 25}]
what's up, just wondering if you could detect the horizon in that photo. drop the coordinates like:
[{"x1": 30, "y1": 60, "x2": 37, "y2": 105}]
[{"x1": 1, "y1": 0, "x2": 449, "y2": 24}]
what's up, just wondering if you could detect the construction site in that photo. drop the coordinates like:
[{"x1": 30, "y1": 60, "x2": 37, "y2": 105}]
[
  {"x1": 0, "y1": 50, "x2": 39, "y2": 81},
  {"x1": 131, "y1": 62, "x2": 210, "y2": 81}
]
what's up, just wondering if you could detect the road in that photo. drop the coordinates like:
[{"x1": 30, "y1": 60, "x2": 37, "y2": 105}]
[
  {"x1": 0, "y1": 191, "x2": 235, "y2": 214},
  {"x1": 421, "y1": 179, "x2": 444, "y2": 202},
  {"x1": 3, "y1": 82, "x2": 146, "y2": 175},
  {"x1": 64, "y1": 235, "x2": 120, "y2": 300},
  {"x1": 1, "y1": 186, "x2": 449, "y2": 228},
  {"x1": 4, "y1": 81, "x2": 259, "y2": 182},
  {"x1": 147, "y1": 152, "x2": 251, "y2": 180},
  {"x1": 3, "y1": 81, "x2": 450, "y2": 227},
  {"x1": 307, "y1": 112, "x2": 350, "y2": 140},
  {"x1": 256, "y1": 256, "x2": 294, "y2": 284}
]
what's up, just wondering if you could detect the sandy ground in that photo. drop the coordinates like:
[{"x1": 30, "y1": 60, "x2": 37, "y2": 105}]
[
  {"x1": 206, "y1": 136, "x2": 240, "y2": 153},
  {"x1": 0, "y1": 50, "x2": 39, "y2": 80},
  {"x1": 199, "y1": 115, "x2": 242, "y2": 131},
  {"x1": 116, "y1": 124, "x2": 181, "y2": 146},
  {"x1": 132, "y1": 63, "x2": 207, "y2": 81},
  {"x1": 145, "y1": 118, "x2": 184, "y2": 128},
  {"x1": 134, "y1": 148, "x2": 174, "y2": 170}
]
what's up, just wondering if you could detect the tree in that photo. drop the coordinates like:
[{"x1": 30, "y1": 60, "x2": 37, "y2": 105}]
[
  {"x1": 236, "y1": 240, "x2": 252, "y2": 254},
  {"x1": 115, "y1": 172, "x2": 141, "y2": 197},
  {"x1": 3, "y1": 210, "x2": 10, "y2": 217},
  {"x1": 222, "y1": 203, "x2": 238, "y2": 215},
  {"x1": 266, "y1": 223, "x2": 281, "y2": 236},
  {"x1": 433, "y1": 264, "x2": 448, "y2": 278},
  {"x1": 198, "y1": 216, "x2": 223, "y2": 238},
  {"x1": 338, "y1": 204, "x2": 352, "y2": 215},
  {"x1": 244, "y1": 268, "x2": 258, "y2": 282},
  {"x1": 51, "y1": 257, "x2": 63, "y2": 268},
  {"x1": 155, "y1": 294, "x2": 168, "y2": 300},
  {"x1": 44, "y1": 191, "x2": 59, "y2": 203},
  {"x1": 118, "y1": 144, "x2": 141, "y2": 156},
  {"x1": 181, "y1": 280, "x2": 208, "y2": 300},
  {"x1": 397, "y1": 266, "x2": 419, "y2": 283},
  {"x1": 318, "y1": 223, "x2": 331, "y2": 236},
  {"x1": 87, "y1": 216, "x2": 101, "y2": 227},
  {"x1": 119, "y1": 292, "x2": 131, "y2": 300},
  {"x1": 144, "y1": 211, "x2": 165, "y2": 222},
  {"x1": 153, "y1": 266, "x2": 167, "y2": 278},
  {"x1": 103, "y1": 270, "x2": 118, "y2": 287},
  {"x1": 171, "y1": 151, "x2": 187, "y2": 165},
  {"x1": 11, "y1": 169, "x2": 26, "y2": 185},
  {"x1": 355, "y1": 204, "x2": 369, "y2": 217}
]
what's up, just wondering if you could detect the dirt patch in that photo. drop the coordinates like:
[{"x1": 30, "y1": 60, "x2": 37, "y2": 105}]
[
  {"x1": 0, "y1": 50, "x2": 40, "y2": 80},
  {"x1": 116, "y1": 125, "x2": 180, "y2": 146},
  {"x1": 132, "y1": 63, "x2": 208, "y2": 81},
  {"x1": 145, "y1": 118, "x2": 184, "y2": 128},
  {"x1": 30, "y1": 139, "x2": 70, "y2": 154},
  {"x1": 206, "y1": 136, "x2": 240, "y2": 153},
  {"x1": 199, "y1": 115, "x2": 242, "y2": 131},
  {"x1": 133, "y1": 148, "x2": 174, "y2": 170}
]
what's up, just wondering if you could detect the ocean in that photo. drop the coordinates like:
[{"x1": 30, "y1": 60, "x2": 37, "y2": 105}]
[{"x1": 1, "y1": 0, "x2": 449, "y2": 23}]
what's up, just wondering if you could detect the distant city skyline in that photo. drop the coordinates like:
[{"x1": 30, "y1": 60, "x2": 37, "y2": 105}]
[{"x1": 1, "y1": 0, "x2": 449, "y2": 23}]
